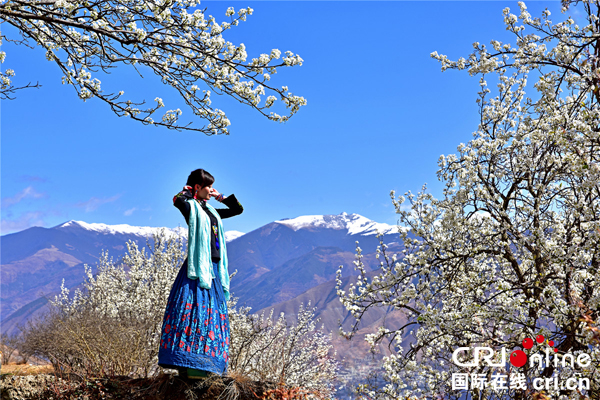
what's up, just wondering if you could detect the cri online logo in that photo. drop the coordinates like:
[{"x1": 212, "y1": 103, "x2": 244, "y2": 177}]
[
  {"x1": 452, "y1": 334, "x2": 592, "y2": 369},
  {"x1": 451, "y1": 335, "x2": 592, "y2": 392}
]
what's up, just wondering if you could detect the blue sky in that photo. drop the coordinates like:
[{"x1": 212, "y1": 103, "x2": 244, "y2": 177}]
[{"x1": 1, "y1": 1, "x2": 565, "y2": 236}]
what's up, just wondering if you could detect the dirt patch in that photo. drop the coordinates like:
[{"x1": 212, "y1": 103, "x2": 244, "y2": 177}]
[{"x1": 0, "y1": 373, "x2": 280, "y2": 400}]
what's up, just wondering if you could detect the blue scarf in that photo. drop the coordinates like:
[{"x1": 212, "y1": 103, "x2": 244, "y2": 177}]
[{"x1": 187, "y1": 199, "x2": 230, "y2": 301}]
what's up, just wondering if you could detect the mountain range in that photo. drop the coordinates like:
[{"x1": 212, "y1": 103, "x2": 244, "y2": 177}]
[{"x1": 2, "y1": 212, "x2": 405, "y2": 326}]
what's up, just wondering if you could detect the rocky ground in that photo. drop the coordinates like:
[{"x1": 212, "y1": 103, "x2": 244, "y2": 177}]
[{"x1": 0, "y1": 373, "x2": 283, "y2": 400}]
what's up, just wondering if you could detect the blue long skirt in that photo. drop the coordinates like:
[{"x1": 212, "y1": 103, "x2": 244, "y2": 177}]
[{"x1": 158, "y1": 260, "x2": 230, "y2": 375}]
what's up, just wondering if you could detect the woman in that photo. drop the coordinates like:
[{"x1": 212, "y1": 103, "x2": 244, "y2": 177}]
[{"x1": 158, "y1": 168, "x2": 243, "y2": 379}]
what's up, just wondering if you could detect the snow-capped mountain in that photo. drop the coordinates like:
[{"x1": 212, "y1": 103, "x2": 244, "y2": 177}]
[{"x1": 275, "y1": 212, "x2": 399, "y2": 235}]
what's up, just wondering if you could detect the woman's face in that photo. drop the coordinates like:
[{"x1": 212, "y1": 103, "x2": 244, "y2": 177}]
[{"x1": 195, "y1": 184, "x2": 212, "y2": 200}]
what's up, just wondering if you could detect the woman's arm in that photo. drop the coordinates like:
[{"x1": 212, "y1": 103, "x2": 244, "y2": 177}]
[
  {"x1": 173, "y1": 187, "x2": 193, "y2": 224},
  {"x1": 212, "y1": 193, "x2": 243, "y2": 219},
  {"x1": 173, "y1": 186, "x2": 243, "y2": 222}
]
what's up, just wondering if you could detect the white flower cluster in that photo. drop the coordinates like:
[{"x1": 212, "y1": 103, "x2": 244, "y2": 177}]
[
  {"x1": 339, "y1": 1, "x2": 600, "y2": 398},
  {"x1": 0, "y1": 0, "x2": 306, "y2": 134},
  {"x1": 1, "y1": 68, "x2": 15, "y2": 91},
  {"x1": 228, "y1": 300, "x2": 339, "y2": 398}
]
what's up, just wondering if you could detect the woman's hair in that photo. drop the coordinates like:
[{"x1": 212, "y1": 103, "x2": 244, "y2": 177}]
[{"x1": 186, "y1": 169, "x2": 215, "y2": 188}]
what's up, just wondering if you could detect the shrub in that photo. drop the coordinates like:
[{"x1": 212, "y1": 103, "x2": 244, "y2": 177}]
[
  {"x1": 21, "y1": 231, "x2": 185, "y2": 377},
  {"x1": 229, "y1": 300, "x2": 338, "y2": 398}
]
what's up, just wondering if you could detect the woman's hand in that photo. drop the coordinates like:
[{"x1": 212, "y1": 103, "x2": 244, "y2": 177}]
[{"x1": 209, "y1": 188, "x2": 225, "y2": 202}]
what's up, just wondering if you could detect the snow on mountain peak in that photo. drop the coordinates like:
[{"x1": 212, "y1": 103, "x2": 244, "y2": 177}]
[
  {"x1": 274, "y1": 213, "x2": 398, "y2": 236},
  {"x1": 224, "y1": 230, "x2": 245, "y2": 242},
  {"x1": 57, "y1": 220, "x2": 245, "y2": 242},
  {"x1": 57, "y1": 220, "x2": 186, "y2": 238},
  {"x1": 57, "y1": 214, "x2": 399, "y2": 240}
]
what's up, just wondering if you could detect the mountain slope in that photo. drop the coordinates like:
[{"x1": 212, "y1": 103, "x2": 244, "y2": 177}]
[
  {"x1": 227, "y1": 213, "x2": 404, "y2": 296},
  {"x1": 233, "y1": 246, "x2": 355, "y2": 310},
  {"x1": 1, "y1": 221, "x2": 185, "y2": 326}
]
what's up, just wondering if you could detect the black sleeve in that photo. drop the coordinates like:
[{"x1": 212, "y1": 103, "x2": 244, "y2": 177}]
[
  {"x1": 215, "y1": 194, "x2": 244, "y2": 219},
  {"x1": 173, "y1": 189, "x2": 193, "y2": 224}
]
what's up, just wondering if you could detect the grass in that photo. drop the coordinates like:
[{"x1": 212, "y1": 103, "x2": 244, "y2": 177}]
[{"x1": 1, "y1": 362, "x2": 54, "y2": 376}]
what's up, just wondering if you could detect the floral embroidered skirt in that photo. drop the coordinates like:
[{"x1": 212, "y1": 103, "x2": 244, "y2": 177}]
[{"x1": 158, "y1": 260, "x2": 230, "y2": 375}]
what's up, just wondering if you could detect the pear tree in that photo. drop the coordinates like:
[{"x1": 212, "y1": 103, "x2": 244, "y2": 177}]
[{"x1": 338, "y1": 1, "x2": 600, "y2": 398}]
